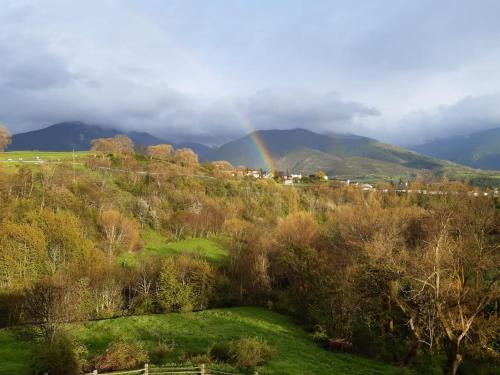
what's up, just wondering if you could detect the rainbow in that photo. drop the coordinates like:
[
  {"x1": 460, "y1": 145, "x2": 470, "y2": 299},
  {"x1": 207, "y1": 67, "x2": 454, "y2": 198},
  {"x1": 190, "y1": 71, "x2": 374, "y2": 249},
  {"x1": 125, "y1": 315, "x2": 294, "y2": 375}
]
[
  {"x1": 148, "y1": 35, "x2": 275, "y2": 171},
  {"x1": 231, "y1": 109, "x2": 275, "y2": 172}
]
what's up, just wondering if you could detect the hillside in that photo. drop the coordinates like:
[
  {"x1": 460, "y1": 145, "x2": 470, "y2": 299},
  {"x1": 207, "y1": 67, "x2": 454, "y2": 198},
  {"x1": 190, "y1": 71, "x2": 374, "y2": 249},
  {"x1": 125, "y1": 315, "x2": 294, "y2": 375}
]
[
  {"x1": 208, "y1": 128, "x2": 467, "y2": 178},
  {"x1": 8, "y1": 122, "x2": 212, "y2": 159},
  {"x1": 412, "y1": 127, "x2": 500, "y2": 170},
  {"x1": 0, "y1": 307, "x2": 400, "y2": 375}
]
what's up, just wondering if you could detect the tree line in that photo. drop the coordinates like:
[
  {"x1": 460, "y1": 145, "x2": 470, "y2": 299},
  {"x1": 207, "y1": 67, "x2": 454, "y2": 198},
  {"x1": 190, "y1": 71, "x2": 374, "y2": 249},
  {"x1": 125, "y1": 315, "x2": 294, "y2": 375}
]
[{"x1": 0, "y1": 133, "x2": 498, "y2": 375}]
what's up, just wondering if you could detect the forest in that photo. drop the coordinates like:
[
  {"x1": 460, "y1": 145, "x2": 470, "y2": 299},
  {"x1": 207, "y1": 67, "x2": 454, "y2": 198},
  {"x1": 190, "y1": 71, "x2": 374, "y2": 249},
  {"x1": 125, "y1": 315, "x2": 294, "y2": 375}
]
[{"x1": 0, "y1": 134, "x2": 498, "y2": 375}]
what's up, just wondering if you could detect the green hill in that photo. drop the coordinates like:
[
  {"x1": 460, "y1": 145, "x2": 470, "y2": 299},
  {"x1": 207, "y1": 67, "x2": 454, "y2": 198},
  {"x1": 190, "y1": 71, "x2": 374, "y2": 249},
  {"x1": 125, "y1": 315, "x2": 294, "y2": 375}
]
[
  {"x1": 208, "y1": 128, "x2": 472, "y2": 179},
  {"x1": 0, "y1": 307, "x2": 400, "y2": 375}
]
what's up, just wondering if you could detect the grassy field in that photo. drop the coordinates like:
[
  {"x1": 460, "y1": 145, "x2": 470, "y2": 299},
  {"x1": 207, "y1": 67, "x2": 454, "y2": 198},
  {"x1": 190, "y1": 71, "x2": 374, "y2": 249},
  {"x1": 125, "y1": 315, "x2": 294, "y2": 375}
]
[
  {"x1": 119, "y1": 230, "x2": 229, "y2": 266},
  {"x1": 0, "y1": 307, "x2": 401, "y2": 375},
  {"x1": 0, "y1": 151, "x2": 90, "y2": 161},
  {"x1": 0, "y1": 330, "x2": 34, "y2": 374}
]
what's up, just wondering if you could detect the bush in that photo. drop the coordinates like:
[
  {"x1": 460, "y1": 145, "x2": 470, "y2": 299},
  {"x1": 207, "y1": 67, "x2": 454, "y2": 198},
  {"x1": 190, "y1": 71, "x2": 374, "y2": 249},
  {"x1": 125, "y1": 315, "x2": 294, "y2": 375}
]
[
  {"x1": 178, "y1": 351, "x2": 210, "y2": 364},
  {"x1": 130, "y1": 295, "x2": 157, "y2": 315},
  {"x1": 208, "y1": 342, "x2": 232, "y2": 363},
  {"x1": 94, "y1": 340, "x2": 148, "y2": 371},
  {"x1": 311, "y1": 325, "x2": 329, "y2": 346},
  {"x1": 149, "y1": 336, "x2": 175, "y2": 364},
  {"x1": 189, "y1": 354, "x2": 212, "y2": 365},
  {"x1": 30, "y1": 333, "x2": 87, "y2": 375},
  {"x1": 411, "y1": 353, "x2": 445, "y2": 375},
  {"x1": 229, "y1": 337, "x2": 272, "y2": 368}
]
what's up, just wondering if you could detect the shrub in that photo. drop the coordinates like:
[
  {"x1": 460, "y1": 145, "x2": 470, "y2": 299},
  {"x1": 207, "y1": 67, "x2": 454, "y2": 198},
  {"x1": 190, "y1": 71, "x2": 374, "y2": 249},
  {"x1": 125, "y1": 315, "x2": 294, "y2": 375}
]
[
  {"x1": 208, "y1": 342, "x2": 232, "y2": 363},
  {"x1": 94, "y1": 340, "x2": 148, "y2": 371},
  {"x1": 189, "y1": 354, "x2": 212, "y2": 365},
  {"x1": 30, "y1": 333, "x2": 87, "y2": 375},
  {"x1": 149, "y1": 336, "x2": 175, "y2": 364},
  {"x1": 311, "y1": 325, "x2": 329, "y2": 346},
  {"x1": 178, "y1": 351, "x2": 210, "y2": 364},
  {"x1": 410, "y1": 353, "x2": 445, "y2": 375},
  {"x1": 229, "y1": 337, "x2": 272, "y2": 368}
]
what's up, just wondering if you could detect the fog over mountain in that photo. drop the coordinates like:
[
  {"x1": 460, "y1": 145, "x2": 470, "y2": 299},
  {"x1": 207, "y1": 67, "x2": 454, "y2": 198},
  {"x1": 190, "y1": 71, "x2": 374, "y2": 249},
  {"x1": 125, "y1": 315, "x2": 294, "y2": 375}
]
[{"x1": 1, "y1": 1, "x2": 500, "y2": 145}]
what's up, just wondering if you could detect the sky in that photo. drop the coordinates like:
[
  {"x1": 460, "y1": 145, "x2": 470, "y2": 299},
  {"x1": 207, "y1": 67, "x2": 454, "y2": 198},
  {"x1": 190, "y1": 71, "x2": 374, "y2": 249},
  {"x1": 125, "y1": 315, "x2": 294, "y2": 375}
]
[{"x1": 1, "y1": 0, "x2": 500, "y2": 145}]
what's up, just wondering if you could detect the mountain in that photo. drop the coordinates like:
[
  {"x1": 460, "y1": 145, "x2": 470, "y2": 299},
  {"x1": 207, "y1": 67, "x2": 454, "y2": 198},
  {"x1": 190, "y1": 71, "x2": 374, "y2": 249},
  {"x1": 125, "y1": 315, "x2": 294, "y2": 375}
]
[
  {"x1": 9, "y1": 122, "x2": 211, "y2": 156},
  {"x1": 411, "y1": 128, "x2": 500, "y2": 170},
  {"x1": 9, "y1": 122, "x2": 164, "y2": 151},
  {"x1": 208, "y1": 128, "x2": 465, "y2": 178}
]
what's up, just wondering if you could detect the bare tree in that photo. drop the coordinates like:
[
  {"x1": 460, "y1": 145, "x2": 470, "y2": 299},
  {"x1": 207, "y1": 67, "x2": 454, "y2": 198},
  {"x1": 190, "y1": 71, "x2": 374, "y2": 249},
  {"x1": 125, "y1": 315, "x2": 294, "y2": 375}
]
[
  {"x1": 147, "y1": 144, "x2": 173, "y2": 159},
  {"x1": 396, "y1": 219, "x2": 499, "y2": 375}
]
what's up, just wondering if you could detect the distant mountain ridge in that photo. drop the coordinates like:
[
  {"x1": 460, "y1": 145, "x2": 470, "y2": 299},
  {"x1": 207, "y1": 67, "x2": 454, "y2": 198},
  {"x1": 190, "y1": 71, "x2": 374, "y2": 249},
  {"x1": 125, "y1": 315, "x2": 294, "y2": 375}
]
[
  {"x1": 8, "y1": 122, "x2": 483, "y2": 179},
  {"x1": 411, "y1": 127, "x2": 500, "y2": 170},
  {"x1": 9, "y1": 122, "x2": 212, "y2": 159},
  {"x1": 206, "y1": 128, "x2": 452, "y2": 177}
]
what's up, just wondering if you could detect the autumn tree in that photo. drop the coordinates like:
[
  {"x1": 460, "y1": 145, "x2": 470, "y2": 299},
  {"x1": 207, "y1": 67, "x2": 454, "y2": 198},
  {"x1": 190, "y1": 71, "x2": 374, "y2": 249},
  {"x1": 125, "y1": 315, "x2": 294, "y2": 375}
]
[
  {"x1": 391, "y1": 216, "x2": 499, "y2": 374},
  {"x1": 91, "y1": 134, "x2": 134, "y2": 155},
  {"x1": 0, "y1": 124, "x2": 12, "y2": 151},
  {"x1": 31, "y1": 209, "x2": 94, "y2": 273},
  {"x1": 147, "y1": 144, "x2": 173, "y2": 159},
  {"x1": 98, "y1": 209, "x2": 139, "y2": 257},
  {"x1": 274, "y1": 211, "x2": 319, "y2": 249},
  {"x1": 174, "y1": 148, "x2": 198, "y2": 168},
  {"x1": 0, "y1": 222, "x2": 47, "y2": 290}
]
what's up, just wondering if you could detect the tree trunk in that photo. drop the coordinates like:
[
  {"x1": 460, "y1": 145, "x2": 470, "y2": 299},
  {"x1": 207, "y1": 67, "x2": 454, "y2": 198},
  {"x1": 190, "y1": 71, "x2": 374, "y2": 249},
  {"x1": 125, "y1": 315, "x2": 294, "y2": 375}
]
[
  {"x1": 446, "y1": 339, "x2": 463, "y2": 375},
  {"x1": 403, "y1": 338, "x2": 419, "y2": 367}
]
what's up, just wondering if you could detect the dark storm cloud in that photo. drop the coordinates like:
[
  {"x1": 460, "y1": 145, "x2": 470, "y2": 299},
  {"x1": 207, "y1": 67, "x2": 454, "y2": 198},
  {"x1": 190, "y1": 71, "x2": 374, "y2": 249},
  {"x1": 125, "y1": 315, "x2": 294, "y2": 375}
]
[
  {"x1": 0, "y1": 44, "x2": 75, "y2": 91},
  {"x1": 149, "y1": 90, "x2": 380, "y2": 144},
  {"x1": 1, "y1": 0, "x2": 500, "y2": 144},
  {"x1": 401, "y1": 94, "x2": 500, "y2": 145}
]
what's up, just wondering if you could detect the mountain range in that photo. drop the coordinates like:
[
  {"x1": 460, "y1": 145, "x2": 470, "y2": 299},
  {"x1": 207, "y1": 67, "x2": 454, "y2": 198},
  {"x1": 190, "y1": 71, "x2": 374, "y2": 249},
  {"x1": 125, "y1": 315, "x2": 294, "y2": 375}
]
[
  {"x1": 9, "y1": 122, "x2": 212, "y2": 160},
  {"x1": 208, "y1": 128, "x2": 464, "y2": 178},
  {"x1": 411, "y1": 128, "x2": 500, "y2": 171},
  {"x1": 8, "y1": 122, "x2": 483, "y2": 180}
]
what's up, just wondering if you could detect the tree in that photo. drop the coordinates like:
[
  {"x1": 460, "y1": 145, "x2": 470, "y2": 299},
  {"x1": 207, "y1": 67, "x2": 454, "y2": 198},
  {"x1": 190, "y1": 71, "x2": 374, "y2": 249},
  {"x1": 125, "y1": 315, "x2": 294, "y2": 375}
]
[
  {"x1": 394, "y1": 219, "x2": 499, "y2": 374},
  {"x1": 157, "y1": 255, "x2": 214, "y2": 312},
  {"x1": 147, "y1": 144, "x2": 173, "y2": 159},
  {"x1": 0, "y1": 124, "x2": 11, "y2": 151},
  {"x1": 91, "y1": 135, "x2": 134, "y2": 155},
  {"x1": 31, "y1": 209, "x2": 94, "y2": 273},
  {"x1": 0, "y1": 221, "x2": 47, "y2": 290},
  {"x1": 22, "y1": 279, "x2": 68, "y2": 342},
  {"x1": 174, "y1": 148, "x2": 198, "y2": 168},
  {"x1": 99, "y1": 210, "x2": 139, "y2": 257},
  {"x1": 274, "y1": 211, "x2": 319, "y2": 249}
]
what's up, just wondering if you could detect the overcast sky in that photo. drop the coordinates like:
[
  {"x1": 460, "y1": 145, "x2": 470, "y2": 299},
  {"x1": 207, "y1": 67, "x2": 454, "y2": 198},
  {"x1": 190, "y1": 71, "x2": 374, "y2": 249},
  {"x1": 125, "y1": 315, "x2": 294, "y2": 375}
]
[{"x1": 1, "y1": 0, "x2": 500, "y2": 145}]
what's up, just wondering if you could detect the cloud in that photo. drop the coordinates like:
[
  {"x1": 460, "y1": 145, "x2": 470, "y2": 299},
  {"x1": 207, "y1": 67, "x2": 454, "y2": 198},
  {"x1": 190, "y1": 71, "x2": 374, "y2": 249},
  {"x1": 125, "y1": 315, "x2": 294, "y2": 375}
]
[
  {"x1": 1, "y1": 0, "x2": 500, "y2": 146},
  {"x1": 0, "y1": 41, "x2": 75, "y2": 91},
  {"x1": 397, "y1": 94, "x2": 500, "y2": 145}
]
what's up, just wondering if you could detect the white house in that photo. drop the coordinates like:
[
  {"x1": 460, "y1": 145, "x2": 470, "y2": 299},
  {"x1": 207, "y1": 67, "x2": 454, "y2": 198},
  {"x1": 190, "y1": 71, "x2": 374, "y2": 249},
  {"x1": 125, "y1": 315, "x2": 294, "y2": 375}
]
[{"x1": 246, "y1": 170, "x2": 261, "y2": 178}]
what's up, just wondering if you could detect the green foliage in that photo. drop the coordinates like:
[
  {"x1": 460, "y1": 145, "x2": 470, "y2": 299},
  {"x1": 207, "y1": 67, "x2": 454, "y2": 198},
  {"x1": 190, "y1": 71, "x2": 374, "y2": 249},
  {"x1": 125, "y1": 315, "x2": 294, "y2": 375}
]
[
  {"x1": 411, "y1": 353, "x2": 445, "y2": 375},
  {"x1": 119, "y1": 230, "x2": 228, "y2": 266},
  {"x1": 208, "y1": 342, "x2": 232, "y2": 363},
  {"x1": 94, "y1": 339, "x2": 148, "y2": 372},
  {"x1": 158, "y1": 257, "x2": 193, "y2": 312},
  {"x1": 0, "y1": 307, "x2": 404, "y2": 374},
  {"x1": 157, "y1": 255, "x2": 214, "y2": 312},
  {"x1": 30, "y1": 332, "x2": 87, "y2": 375},
  {"x1": 0, "y1": 151, "x2": 89, "y2": 162},
  {"x1": 228, "y1": 337, "x2": 272, "y2": 368},
  {"x1": 1, "y1": 148, "x2": 498, "y2": 375}
]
